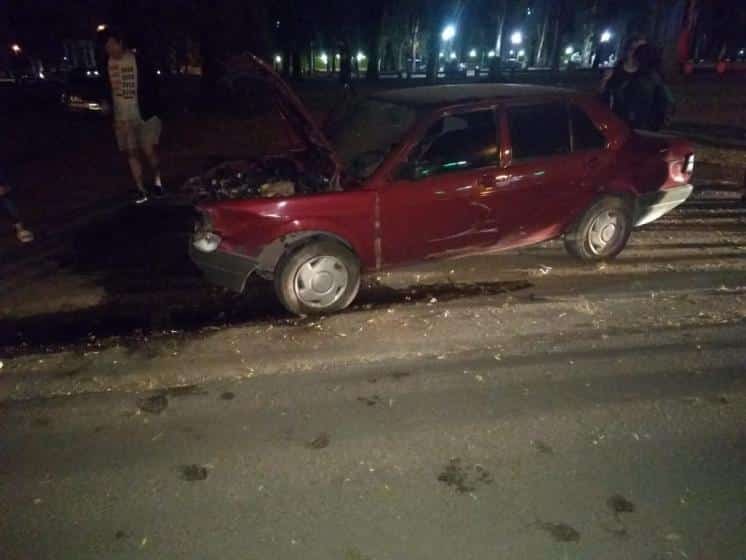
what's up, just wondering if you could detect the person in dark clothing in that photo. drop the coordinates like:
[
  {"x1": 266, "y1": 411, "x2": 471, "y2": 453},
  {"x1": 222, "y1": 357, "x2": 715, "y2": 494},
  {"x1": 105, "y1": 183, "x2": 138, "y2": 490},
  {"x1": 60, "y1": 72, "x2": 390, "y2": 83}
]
[
  {"x1": 101, "y1": 28, "x2": 164, "y2": 203},
  {"x1": 601, "y1": 40, "x2": 674, "y2": 131},
  {"x1": 339, "y1": 42, "x2": 355, "y2": 95},
  {"x1": 600, "y1": 35, "x2": 646, "y2": 110},
  {"x1": 0, "y1": 167, "x2": 34, "y2": 243}
]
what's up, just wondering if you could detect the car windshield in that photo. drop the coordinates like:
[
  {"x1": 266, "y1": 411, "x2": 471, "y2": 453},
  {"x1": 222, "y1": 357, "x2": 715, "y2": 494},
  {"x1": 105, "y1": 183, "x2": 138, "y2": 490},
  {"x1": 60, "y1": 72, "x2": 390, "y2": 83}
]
[{"x1": 325, "y1": 98, "x2": 417, "y2": 180}]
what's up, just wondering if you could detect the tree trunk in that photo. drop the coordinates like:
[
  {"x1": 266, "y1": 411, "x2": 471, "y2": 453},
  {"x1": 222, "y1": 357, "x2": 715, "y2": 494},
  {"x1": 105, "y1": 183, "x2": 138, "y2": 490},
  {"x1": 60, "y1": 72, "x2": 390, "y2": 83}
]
[
  {"x1": 495, "y1": 0, "x2": 508, "y2": 56},
  {"x1": 536, "y1": 7, "x2": 549, "y2": 66},
  {"x1": 410, "y1": 19, "x2": 420, "y2": 77},
  {"x1": 549, "y1": 3, "x2": 563, "y2": 71}
]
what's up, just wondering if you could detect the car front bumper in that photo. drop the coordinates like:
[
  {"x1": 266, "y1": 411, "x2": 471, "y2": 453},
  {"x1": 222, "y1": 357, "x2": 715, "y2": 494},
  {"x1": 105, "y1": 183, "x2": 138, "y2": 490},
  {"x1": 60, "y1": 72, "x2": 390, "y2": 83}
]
[
  {"x1": 635, "y1": 184, "x2": 694, "y2": 227},
  {"x1": 189, "y1": 243, "x2": 259, "y2": 293}
]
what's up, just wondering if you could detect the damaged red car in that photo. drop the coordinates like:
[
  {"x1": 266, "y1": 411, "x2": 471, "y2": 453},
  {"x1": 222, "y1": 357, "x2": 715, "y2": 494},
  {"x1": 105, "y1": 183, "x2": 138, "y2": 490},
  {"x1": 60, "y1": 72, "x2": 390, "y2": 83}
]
[{"x1": 190, "y1": 54, "x2": 695, "y2": 316}]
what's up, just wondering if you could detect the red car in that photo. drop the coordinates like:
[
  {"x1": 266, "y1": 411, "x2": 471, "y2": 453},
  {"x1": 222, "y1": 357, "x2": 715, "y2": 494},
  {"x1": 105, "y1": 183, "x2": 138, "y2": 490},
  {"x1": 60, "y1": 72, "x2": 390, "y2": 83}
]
[{"x1": 190, "y1": 55, "x2": 694, "y2": 315}]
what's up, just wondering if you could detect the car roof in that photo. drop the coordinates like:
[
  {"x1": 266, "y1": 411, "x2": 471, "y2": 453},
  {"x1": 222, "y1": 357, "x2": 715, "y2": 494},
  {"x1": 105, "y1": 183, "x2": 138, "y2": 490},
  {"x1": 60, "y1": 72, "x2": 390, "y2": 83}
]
[{"x1": 371, "y1": 83, "x2": 576, "y2": 108}]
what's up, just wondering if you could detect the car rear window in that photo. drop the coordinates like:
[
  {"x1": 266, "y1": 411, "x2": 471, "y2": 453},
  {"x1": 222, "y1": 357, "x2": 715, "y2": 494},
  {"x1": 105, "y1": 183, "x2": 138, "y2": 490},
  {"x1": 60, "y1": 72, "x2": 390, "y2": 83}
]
[
  {"x1": 412, "y1": 109, "x2": 499, "y2": 176},
  {"x1": 507, "y1": 103, "x2": 570, "y2": 160},
  {"x1": 570, "y1": 105, "x2": 607, "y2": 151}
]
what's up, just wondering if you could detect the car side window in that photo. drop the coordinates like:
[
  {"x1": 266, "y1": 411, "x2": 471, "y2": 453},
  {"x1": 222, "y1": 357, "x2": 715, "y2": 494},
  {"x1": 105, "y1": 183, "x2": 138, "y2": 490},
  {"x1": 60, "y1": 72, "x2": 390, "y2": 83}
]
[
  {"x1": 570, "y1": 105, "x2": 607, "y2": 151},
  {"x1": 507, "y1": 103, "x2": 570, "y2": 160},
  {"x1": 412, "y1": 110, "x2": 498, "y2": 177}
]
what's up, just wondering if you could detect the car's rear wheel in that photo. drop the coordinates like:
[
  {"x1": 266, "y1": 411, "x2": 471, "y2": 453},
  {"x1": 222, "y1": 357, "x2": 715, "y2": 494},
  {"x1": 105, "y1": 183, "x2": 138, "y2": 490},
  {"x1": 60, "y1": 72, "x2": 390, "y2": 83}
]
[
  {"x1": 274, "y1": 240, "x2": 361, "y2": 316},
  {"x1": 564, "y1": 197, "x2": 633, "y2": 262}
]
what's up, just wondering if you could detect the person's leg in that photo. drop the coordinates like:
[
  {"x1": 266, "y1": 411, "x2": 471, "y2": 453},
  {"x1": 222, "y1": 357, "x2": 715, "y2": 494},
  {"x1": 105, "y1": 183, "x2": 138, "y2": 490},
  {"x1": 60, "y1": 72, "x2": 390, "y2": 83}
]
[
  {"x1": 140, "y1": 117, "x2": 164, "y2": 195},
  {"x1": 141, "y1": 143, "x2": 162, "y2": 188},
  {"x1": 116, "y1": 121, "x2": 148, "y2": 201},
  {"x1": 127, "y1": 153, "x2": 145, "y2": 190}
]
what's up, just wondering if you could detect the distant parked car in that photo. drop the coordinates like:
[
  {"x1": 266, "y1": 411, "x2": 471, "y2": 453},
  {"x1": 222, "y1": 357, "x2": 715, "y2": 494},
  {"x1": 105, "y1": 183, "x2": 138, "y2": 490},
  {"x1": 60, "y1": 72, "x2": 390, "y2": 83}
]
[
  {"x1": 190, "y1": 55, "x2": 695, "y2": 315},
  {"x1": 61, "y1": 68, "x2": 106, "y2": 113}
]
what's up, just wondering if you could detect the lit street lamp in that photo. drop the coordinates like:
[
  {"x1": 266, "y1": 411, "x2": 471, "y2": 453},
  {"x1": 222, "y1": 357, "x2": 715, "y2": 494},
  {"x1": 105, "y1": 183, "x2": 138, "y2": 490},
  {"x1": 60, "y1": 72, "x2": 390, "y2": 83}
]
[
  {"x1": 441, "y1": 24, "x2": 456, "y2": 42},
  {"x1": 449, "y1": 52, "x2": 457, "y2": 60},
  {"x1": 320, "y1": 52, "x2": 329, "y2": 65},
  {"x1": 565, "y1": 46, "x2": 574, "y2": 56},
  {"x1": 510, "y1": 31, "x2": 523, "y2": 45},
  {"x1": 601, "y1": 30, "x2": 612, "y2": 43},
  {"x1": 275, "y1": 55, "x2": 282, "y2": 64},
  {"x1": 356, "y1": 52, "x2": 366, "y2": 63},
  {"x1": 488, "y1": 50, "x2": 496, "y2": 58},
  {"x1": 11, "y1": 44, "x2": 21, "y2": 54},
  {"x1": 469, "y1": 49, "x2": 477, "y2": 58},
  {"x1": 97, "y1": 24, "x2": 108, "y2": 32}
]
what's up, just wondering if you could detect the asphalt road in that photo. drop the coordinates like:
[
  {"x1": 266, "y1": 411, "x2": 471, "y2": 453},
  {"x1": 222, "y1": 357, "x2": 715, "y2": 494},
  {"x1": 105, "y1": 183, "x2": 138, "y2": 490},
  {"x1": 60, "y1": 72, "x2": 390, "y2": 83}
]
[{"x1": 1, "y1": 189, "x2": 746, "y2": 559}]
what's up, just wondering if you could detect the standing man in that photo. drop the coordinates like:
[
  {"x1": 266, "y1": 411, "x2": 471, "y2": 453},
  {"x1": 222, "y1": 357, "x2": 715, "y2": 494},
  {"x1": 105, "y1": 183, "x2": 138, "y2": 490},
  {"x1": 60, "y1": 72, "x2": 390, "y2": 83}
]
[{"x1": 102, "y1": 29, "x2": 164, "y2": 203}]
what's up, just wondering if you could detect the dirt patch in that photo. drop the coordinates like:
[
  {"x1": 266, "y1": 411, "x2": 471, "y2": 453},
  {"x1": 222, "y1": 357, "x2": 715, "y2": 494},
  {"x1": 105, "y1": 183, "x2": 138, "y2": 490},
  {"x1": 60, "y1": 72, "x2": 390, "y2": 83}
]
[
  {"x1": 180, "y1": 464, "x2": 209, "y2": 482},
  {"x1": 608, "y1": 494, "x2": 636, "y2": 514},
  {"x1": 308, "y1": 433, "x2": 330, "y2": 450},
  {"x1": 537, "y1": 521, "x2": 581, "y2": 543},
  {"x1": 220, "y1": 391, "x2": 235, "y2": 400},
  {"x1": 437, "y1": 458, "x2": 493, "y2": 493},
  {"x1": 166, "y1": 385, "x2": 208, "y2": 397},
  {"x1": 531, "y1": 440, "x2": 554, "y2": 454}
]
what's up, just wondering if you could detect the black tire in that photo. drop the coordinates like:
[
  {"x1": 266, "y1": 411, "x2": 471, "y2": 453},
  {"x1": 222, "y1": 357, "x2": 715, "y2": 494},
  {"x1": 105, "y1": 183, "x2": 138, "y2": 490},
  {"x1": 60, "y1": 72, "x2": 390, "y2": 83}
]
[
  {"x1": 564, "y1": 196, "x2": 633, "y2": 262},
  {"x1": 274, "y1": 240, "x2": 361, "y2": 316}
]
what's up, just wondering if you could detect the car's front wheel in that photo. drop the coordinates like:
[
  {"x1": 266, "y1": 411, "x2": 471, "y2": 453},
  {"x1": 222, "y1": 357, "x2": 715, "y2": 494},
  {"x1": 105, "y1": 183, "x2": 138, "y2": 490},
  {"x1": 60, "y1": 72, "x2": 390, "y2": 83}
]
[
  {"x1": 274, "y1": 240, "x2": 361, "y2": 316},
  {"x1": 564, "y1": 196, "x2": 633, "y2": 262}
]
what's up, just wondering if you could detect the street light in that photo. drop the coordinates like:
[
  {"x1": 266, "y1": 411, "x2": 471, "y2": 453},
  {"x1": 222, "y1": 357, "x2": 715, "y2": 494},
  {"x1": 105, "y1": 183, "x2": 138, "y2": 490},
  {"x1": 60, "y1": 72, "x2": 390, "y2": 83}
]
[
  {"x1": 356, "y1": 52, "x2": 366, "y2": 62},
  {"x1": 441, "y1": 24, "x2": 456, "y2": 42},
  {"x1": 601, "y1": 30, "x2": 612, "y2": 43},
  {"x1": 469, "y1": 49, "x2": 477, "y2": 58},
  {"x1": 565, "y1": 46, "x2": 574, "y2": 56},
  {"x1": 488, "y1": 50, "x2": 496, "y2": 58},
  {"x1": 97, "y1": 24, "x2": 107, "y2": 32},
  {"x1": 510, "y1": 31, "x2": 523, "y2": 45},
  {"x1": 449, "y1": 52, "x2": 457, "y2": 60},
  {"x1": 11, "y1": 44, "x2": 21, "y2": 54},
  {"x1": 320, "y1": 52, "x2": 328, "y2": 65},
  {"x1": 275, "y1": 55, "x2": 282, "y2": 64},
  {"x1": 518, "y1": 49, "x2": 525, "y2": 58}
]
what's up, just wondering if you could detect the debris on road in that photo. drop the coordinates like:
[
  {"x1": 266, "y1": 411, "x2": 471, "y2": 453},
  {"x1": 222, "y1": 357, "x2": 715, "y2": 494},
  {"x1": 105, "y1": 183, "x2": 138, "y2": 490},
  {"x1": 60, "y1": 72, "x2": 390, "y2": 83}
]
[
  {"x1": 180, "y1": 464, "x2": 209, "y2": 482},
  {"x1": 536, "y1": 521, "x2": 581, "y2": 543},
  {"x1": 308, "y1": 433, "x2": 330, "y2": 449},
  {"x1": 531, "y1": 440, "x2": 554, "y2": 455},
  {"x1": 608, "y1": 494, "x2": 636, "y2": 514},
  {"x1": 137, "y1": 394, "x2": 168, "y2": 415}
]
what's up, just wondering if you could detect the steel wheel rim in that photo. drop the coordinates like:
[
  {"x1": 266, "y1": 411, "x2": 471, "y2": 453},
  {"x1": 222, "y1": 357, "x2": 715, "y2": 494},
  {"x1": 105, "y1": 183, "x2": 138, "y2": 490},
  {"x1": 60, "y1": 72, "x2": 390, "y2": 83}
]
[
  {"x1": 588, "y1": 209, "x2": 625, "y2": 255},
  {"x1": 294, "y1": 255, "x2": 349, "y2": 309}
]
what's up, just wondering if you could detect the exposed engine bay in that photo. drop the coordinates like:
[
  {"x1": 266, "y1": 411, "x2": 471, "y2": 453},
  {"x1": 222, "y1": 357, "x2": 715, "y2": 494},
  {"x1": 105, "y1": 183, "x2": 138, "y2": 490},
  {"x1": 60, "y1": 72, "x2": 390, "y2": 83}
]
[{"x1": 184, "y1": 155, "x2": 338, "y2": 202}]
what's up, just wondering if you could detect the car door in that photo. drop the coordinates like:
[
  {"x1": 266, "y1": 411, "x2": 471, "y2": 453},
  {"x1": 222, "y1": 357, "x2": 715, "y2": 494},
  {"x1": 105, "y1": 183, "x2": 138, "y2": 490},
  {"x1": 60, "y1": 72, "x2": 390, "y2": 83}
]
[
  {"x1": 479, "y1": 101, "x2": 590, "y2": 248},
  {"x1": 379, "y1": 108, "x2": 501, "y2": 266}
]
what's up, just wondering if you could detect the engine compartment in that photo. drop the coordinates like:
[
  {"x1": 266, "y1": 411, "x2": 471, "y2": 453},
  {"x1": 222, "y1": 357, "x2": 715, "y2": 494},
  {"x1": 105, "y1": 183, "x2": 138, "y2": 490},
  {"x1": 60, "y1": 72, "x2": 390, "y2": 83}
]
[{"x1": 184, "y1": 155, "x2": 336, "y2": 202}]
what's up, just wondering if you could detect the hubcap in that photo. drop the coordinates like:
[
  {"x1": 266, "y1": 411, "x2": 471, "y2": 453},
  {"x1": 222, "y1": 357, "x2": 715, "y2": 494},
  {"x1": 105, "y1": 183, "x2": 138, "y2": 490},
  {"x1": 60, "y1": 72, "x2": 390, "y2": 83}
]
[
  {"x1": 588, "y1": 210, "x2": 624, "y2": 255},
  {"x1": 294, "y1": 256, "x2": 349, "y2": 309}
]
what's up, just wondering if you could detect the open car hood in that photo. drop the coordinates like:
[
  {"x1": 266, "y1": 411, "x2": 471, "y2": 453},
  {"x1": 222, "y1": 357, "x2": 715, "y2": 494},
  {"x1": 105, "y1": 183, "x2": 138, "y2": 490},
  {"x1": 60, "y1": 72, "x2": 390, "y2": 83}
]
[{"x1": 226, "y1": 54, "x2": 343, "y2": 180}]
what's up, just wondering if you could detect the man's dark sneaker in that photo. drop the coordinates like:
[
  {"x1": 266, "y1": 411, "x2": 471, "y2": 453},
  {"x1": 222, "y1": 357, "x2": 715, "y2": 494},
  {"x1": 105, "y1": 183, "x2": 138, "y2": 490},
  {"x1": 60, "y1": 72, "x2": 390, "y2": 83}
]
[
  {"x1": 150, "y1": 184, "x2": 166, "y2": 198},
  {"x1": 133, "y1": 189, "x2": 149, "y2": 205}
]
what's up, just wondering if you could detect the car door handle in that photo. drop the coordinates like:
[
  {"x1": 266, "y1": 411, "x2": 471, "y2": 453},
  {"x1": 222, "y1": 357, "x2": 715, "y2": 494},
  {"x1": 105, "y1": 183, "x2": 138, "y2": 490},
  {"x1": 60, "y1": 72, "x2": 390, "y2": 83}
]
[{"x1": 434, "y1": 190, "x2": 447, "y2": 197}]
